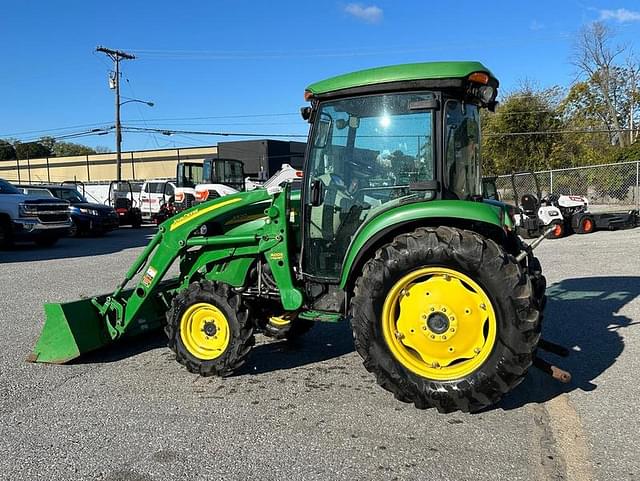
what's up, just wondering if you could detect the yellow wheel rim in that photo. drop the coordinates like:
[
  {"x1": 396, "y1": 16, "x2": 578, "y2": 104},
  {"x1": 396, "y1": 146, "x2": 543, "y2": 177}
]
[
  {"x1": 179, "y1": 302, "x2": 230, "y2": 360},
  {"x1": 381, "y1": 267, "x2": 497, "y2": 381}
]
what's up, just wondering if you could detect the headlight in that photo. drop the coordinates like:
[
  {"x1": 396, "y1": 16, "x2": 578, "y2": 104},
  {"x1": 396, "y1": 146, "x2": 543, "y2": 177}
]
[
  {"x1": 18, "y1": 203, "x2": 38, "y2": 217},
  {"x1": 76, "y1": 207, "x2": 99, "y2": 216},
  {"x1": 195, "y1": 189, "x2": 209, "y2": 202}
]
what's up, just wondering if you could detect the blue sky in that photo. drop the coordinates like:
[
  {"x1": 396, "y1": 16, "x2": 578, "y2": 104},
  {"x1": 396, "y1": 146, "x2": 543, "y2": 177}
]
[{"x1": 1, "y1": 0, "x2": 640, "y2": 152}]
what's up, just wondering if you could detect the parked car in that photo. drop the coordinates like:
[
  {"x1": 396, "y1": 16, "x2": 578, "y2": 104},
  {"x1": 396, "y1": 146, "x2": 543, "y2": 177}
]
[
  {"x1": 0, "y1": 179, "x2": 71, "y2": 248},
  {"x1": 17, "y1": 184, "x2": 119, "y2": 237}
]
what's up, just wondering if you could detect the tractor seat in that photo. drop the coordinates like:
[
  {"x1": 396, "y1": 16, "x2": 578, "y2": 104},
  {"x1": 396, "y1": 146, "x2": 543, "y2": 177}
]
[{"x1": 520, "y1": 194, "x2": 539, "y2": 215}]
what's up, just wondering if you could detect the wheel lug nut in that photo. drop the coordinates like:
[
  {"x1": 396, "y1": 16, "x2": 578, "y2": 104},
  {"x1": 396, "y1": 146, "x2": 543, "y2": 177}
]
[
  {"x1": 430, "y1": 307, "x2": 435, "y2": 312},
  {"x1": 450, "y1": 328, "x2": 455, "y2": 333}
]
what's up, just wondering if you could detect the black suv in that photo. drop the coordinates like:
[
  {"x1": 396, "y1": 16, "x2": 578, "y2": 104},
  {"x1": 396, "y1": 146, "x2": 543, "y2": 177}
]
[{"x1": 18, "y1": 185, "x2": 119, "y2": 236}]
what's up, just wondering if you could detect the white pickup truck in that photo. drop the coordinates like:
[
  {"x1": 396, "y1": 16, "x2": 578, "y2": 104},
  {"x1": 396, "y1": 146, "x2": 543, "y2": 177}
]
[{"x1": 0, "y1": 178, "x2": 72, "y2": 248}]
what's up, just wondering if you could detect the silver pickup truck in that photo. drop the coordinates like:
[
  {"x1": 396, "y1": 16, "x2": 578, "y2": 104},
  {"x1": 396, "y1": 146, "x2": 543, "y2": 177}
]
[{"x1": 0, "y1": 178, "x2": 71, "y2": 248}]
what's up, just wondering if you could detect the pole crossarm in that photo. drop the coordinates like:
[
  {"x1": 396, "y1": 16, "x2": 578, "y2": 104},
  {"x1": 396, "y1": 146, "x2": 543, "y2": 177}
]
[{"x1": 95, "y1": 46, "x2": 136, "y2": 183}]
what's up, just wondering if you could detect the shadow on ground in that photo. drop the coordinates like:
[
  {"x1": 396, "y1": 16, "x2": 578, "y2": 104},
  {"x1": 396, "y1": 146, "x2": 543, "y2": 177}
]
[
  {"x1": 500, "y1": 276, "x2": 639, "y2": 410},
  {"x1": 0, "y1": 226, "x2": 156, "y2": 264},
  {"x1": 68, "y1": 319, "x2": 355, "y2": 371},
  {"x1": 63, "y1": 276, "x2": 638, "y2": 410},
  {"x1": 74, "y1": 330, "x2": 169, "y2": 365},
  {"x1": 239, "y1": 321, "x2": 355, "y2": 375}
]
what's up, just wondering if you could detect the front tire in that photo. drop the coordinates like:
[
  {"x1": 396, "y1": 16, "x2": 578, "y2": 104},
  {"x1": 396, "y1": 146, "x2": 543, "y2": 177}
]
[
  {"x1": 0, "y1": 219, "x2": 13, "y2": 249},
  {"x1": 68, "y1": 220, "x2": 80, "y2": 237},
  {"x1": 349, "y1": 226, "x2": 540, "y2": 413},
  {"x1": 165, "y1": 281, "x2": 254, "y2": 376},
  {"x1": 545, "y1": 221, "x2": 564, "y2": 239}
]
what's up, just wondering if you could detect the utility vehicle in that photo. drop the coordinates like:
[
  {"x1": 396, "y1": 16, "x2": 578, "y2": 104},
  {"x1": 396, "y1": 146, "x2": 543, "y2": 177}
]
[
  {"x1": 107, "y1": 181, "x2": 142, "y2": 228},
  {"x1": 31, "y1": 62, "x2": 562, "y2": 413},
  {"x1": 174, "y1": 158, "x2": 244, "y2": 211},
  {"x1": 510, "y1": 172, "x2": 566, "y2": 238}
]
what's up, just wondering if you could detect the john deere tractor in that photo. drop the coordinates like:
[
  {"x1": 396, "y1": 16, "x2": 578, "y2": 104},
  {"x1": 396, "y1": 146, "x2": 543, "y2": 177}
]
[{"x1": 31, "y1": 62, "x2": 554, "y2": 413}]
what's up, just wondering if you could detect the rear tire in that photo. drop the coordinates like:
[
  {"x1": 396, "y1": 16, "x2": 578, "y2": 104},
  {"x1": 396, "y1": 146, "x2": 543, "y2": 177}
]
[
  {"x1": 165, "y1": 281, "x2": 254, "y2": 376},
  {"x1": 349, "y1": 226, "x2": 540, "y2": 413},
  {"x1": 575, "y1": 215, "x2": 595, "y2": 234}
]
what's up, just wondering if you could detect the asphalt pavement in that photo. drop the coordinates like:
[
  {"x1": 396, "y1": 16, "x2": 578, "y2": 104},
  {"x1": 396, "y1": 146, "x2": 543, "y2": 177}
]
[{"x1": 1, "y1": 226, "x2": 639, "y2": 481}]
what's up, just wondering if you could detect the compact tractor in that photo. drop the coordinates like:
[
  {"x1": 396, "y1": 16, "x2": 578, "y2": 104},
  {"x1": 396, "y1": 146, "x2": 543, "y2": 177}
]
[{"x1": 30, "y1": 62, "x2": 567, "y2": 413}]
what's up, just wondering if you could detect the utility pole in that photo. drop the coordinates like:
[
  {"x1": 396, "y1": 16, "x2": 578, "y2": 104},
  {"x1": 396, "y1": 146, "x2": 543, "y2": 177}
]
[{"x1": 96, "y1": 46, "x2": 135, "y2": 183}]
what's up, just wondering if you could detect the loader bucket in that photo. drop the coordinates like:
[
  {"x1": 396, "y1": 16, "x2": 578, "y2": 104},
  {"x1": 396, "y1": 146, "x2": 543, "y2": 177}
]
[{"x1": 28, "y1": 299, "x2": 110, "y2": 364}]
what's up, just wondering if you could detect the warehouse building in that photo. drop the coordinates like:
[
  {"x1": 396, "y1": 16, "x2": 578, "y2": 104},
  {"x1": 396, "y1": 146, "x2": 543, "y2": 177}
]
[{"x1": 0, "y1": 139, "x2": 305, "y2": 185}]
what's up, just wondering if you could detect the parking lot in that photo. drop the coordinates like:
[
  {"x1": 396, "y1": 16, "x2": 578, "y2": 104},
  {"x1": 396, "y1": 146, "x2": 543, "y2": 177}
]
[{"x1": 1, "y1": 227, "x2": 639, "y2": 481}]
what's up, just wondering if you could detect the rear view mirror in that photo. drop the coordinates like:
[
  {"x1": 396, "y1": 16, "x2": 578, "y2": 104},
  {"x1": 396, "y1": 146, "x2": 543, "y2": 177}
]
[
  {"x1": 310, "y1": 179, "x2": 325, "y2": 206},
  {"x1": 300, "y1": 106, "x2": 312, "y2": 121}
]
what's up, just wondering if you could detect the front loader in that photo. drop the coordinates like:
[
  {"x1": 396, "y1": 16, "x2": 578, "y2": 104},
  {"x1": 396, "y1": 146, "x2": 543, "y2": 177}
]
[{"x1": 31, "y1": 61, "x2": 567, "y2": 413}]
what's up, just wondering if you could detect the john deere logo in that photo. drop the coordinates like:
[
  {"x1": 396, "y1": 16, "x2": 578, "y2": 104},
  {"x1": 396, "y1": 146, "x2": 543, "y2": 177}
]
[{"x1": 270, "y1": 252, "x2": 284, "y2": 260}]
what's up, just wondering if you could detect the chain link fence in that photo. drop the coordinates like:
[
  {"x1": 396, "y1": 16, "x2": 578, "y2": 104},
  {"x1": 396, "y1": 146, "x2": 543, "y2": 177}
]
[{"x1": 495, "y1": 161, "x2": 640, "y2": 212}]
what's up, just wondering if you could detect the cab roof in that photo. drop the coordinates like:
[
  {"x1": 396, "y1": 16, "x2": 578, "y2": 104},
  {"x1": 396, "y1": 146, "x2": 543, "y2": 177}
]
[{"x1": 306, "y1": 61, "x2": 496, "y2": 98}]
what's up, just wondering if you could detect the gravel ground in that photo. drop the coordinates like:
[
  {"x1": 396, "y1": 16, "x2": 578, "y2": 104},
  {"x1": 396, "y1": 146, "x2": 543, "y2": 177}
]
[{"x1": 1, "y1": 226, "x2": 639, "y2": 481}]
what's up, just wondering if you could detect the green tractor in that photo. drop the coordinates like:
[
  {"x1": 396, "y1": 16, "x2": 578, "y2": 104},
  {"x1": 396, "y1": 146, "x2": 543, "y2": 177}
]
[{"x1": 30, "y1": 62, "x2": 559, "y2": 412}]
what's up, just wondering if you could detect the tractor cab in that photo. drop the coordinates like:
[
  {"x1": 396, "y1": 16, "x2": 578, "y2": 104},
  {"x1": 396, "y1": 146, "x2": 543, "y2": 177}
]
[{"x1": 300, "y1": 62, "x2": 498, "y2": 279}]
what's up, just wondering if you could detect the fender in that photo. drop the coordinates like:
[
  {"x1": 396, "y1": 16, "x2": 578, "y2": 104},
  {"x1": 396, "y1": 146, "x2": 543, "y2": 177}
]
[{"x1": 338, "y1": 199, "x2": 509, "y2": 289}]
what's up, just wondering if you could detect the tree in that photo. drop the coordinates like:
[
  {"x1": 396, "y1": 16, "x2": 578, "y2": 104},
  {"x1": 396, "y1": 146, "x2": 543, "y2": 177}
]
[
  {"x1": 0, "y1": 139, "x2": 16, "y2": 161},
  {"x1": 51, "y1": 141, "x2": 96, "y2": 157},
  {"x1": 571, "y1": 22, "x2": 640, "y2": 147},
  {"x1": 482, "y1": 84, "x2": 564, "y2": 174},
  {"x1": 14, "y1": 141, "x2": 51, "y2": 160},
  {"x1": 22, "y1": 136, "x2": 98, "y2": 157}
]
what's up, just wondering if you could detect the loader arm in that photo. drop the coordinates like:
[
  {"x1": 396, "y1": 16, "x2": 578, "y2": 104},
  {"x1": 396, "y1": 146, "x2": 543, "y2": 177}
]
[{"x1": 31, "y1": 187, "x2": 303, "y2": 363}]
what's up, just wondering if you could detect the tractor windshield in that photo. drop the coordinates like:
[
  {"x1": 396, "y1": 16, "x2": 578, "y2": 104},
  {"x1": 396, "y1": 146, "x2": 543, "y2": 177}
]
[{"x1": 304, "y1": 91, "x2": 435, "y2": 279}]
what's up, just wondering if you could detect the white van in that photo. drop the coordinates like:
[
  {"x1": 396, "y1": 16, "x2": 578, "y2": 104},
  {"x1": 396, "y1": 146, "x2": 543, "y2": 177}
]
[{"x1": 139, "y1": 180, "x2": 175, "y2": 220}]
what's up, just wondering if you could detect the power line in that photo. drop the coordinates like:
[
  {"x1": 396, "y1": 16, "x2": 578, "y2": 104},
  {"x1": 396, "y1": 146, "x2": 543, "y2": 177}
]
[
  {"x1": 0, "y1": 121, "x2": 114, "y2": 138},
  {"x1": 120, "y1": 126, "x2": 307, "y2": 138},
  {"x1": 0, "y1": 113, "x2": 300, "y2": 139},
  {"x1": 485, "y1": 127, "x2": 634, "y2": 137}
]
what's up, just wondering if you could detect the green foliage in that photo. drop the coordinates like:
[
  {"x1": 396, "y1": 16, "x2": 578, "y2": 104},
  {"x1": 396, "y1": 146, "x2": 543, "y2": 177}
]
[
  {"x1": 482, "y1": 86, "x2": 563, "y2": 174},
  {"x1": 52, "y1": 141, "x2": 97, "y2": 157},
  {"x1": 0, "y1": 139, "x2": 16, "y2": 161},
  {"x1": 14, "y1": 141, "x2": 51, "y2": 160},
  {"x1": 608, "y1": 141, "x2": 640, "y2": 163}
]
